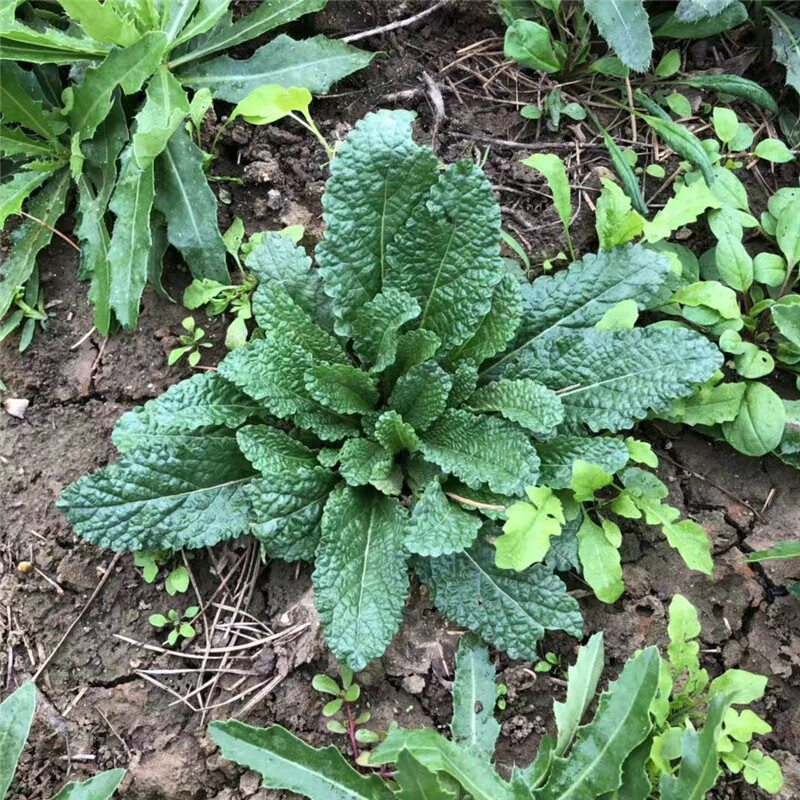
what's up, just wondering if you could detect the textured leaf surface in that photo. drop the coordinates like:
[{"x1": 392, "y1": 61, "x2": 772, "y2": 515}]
[
  {"x1": 451, "y1": 634, "x2": 501, "y2": 760},
  {"x1": 584, "y1": 0, "x2": 652, "y2": 72},
  {"x1": 316, "y1": 110, "x2": 439, "y2": 335},
  {"x1": 246, "y1": 468, "x2": 339, "y2": 562},
  {"x1": 498, "y1": 245, "x2": 672, "y2": 374},
  {"x1": 51, "y1": 769, "x2": 126, "y2": 800},
  {"x1": 352, "y1": 288, "x2": 421, "y2": 371},
  {"x1": 371, "y1": 729, "x2": 514, "y2": 800},
  {"x1": 113, "y1": 372, "x2": 260, "y2": 452},
  {"x1": 57, "y1": 435, "x2": 255, "y2": 551},
  {"x1": 385, "y1": 159, "x2": 503, "y2": 352},
  {"x1": 389, "y1": 361, "x2": 452, "y2": 431},
  {"x1": 177, "y1": 34, "x2": 375, "y2": 101},
  {"x1": 373, "y1": 411, "x2": 419, "y2": 454},
  {"x1": 405, "y1": 482, "x2": 482, "y2": 557},
  {"x1": 508, "y1": 327, "x2": 722, "y2": 432},
  {"x1": 313, "y1": 487, "x2": 409, "y2": 670},
  {"x1": 236, "y1": 425, "x2": 317, "y2": 474},
  {"x1": 536, "y1": 437, "x2": 630, "y2": 489},
  {"x1": 304, "y1": 363, "x2": 379, "y2": 415},
  {"x1": 209, "y1": 721, "x2": 393, "y2": 800},
  {"x1": 419, "y1": 409, "x2": 540, "y2": 495},
  {"x1": 467, "y1": 379, "x2": 563, "y2": 435},
  {"x1": 535, "y1": 647, "x2": 661, "y2": 799},
  {"x1": 394, "y1": 751, "x2": 458, "y2": 800},
  {"x1": 0, "y1": 683, "x2": 35, "y2": 799},
  {"x1": 337, "y1": 438, "x2": 394, "y2": 487},
  {"x1": 154, "y1": 127, "x2": 228, "y2": 283},
  {"x1": 417, "y1": 539, "x2": 583, "y2": 660},
  {"x1": 496, "y1": 486, "x2": 565, "y2": 571}
]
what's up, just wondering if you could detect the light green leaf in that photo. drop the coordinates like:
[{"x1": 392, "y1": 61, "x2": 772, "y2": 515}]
[
  {"x1": 744, "y1": 541, "x2": 800, "y2": 562},
  {"x1": 643, "y1": 178, "x2": 722, "y2": 243},
  {"x1": 170, "y1": 0, "x2": 231, "y2": 48},
  {"x1": 671, "y1": 281, "x2": 741, "y2": 319},
  {"x1": 773, "y1": 299, "x2": 800, "y2": 348},
  {"x1": 576, "y1": 516, "x2": 624, "y2": 603},
  {"x1": 715, "y1": 233, "x2": 753, "y2": 291},
  {"x1": 209, "y1": 721, "x2": 393, "y2": 800},
  {"x1": 176, "y1": 34, "x2": 375, "y2": 102},
  {"x1": 466, "y1": 379, "x2": 563, "y2": 435},
  {"x1": 450, "y1": 634, "x2": 501, "y2": 760},
  {"x1": 667, "y1": 594, "x2": 708, "y2": 695},
  {"x1": 713, "y1": 107, "x2": 739, "y2": 143},
  {"x1": 60, "y1": 0, "x2": 140, "y2": 45},
  {"x1": 753, "y1": 253, "x2": 786, "y2": 287},
  {"x1": 722, "y1": 381, "x2": 786, "y2": 456},
  {"x1": 57, "y1": 433, "x2": 255, "y2": 552},
  {"x1": 419, "y1": 409, "x2": 540, "y2": 495},
  {"x1": 0, "y1": 169, "x2": 52, "y2": 229},
  {"x1": 536, "y1": 437, "x2": 630, "y2": 490},
  {"x1": 496, "y1": 486, "x2": 564, "y2": 571},
  {"x1": 754, "y1": 138, "x2": 795, "y2": 163},
  {"x1": 504, "y1": 19, "x2": 563, "y2": 73},
  {"x1": 624, "y1": 437, "x2": 658, "y2": 467},
  {"x1": 313, "y1": 487, "x2": 409, "y2": 671},
  {"x1": 416, "y1": 538, "x2": 583, "y2": 660},
  {"x1": 710, "y1": 669, "x2": 767, "y2": 705},
  {"x1": 665, "y1": 92, "x2": 691, "y2": 118},
  {"x1": 595, "y1": 299, "x2": 638, "y2": 330},
  {"x1": 394, "y1": 750, "x2": 458, "y2": 800},
  {"x1": 0, "y1": 683, "x2": 35, "y2": 799},
  {"x1": 776, "y1": 195, "x2": 800, "y2": 268},
  {"x1": 595, "y1": 179, "x2": 644, "y2": 250},
  {"x1": 385, "y1": 159, "x2": 503, "y2": 352},
  {"x1": 584, "y1": 0, "x2": 653, "y2": 72},
  {"x1": 522, "y1": 153, "x2": 572, "y2": 244},
  {"x1": 553, "y1": 633, "x2": 605, "y2": 756},
  {"x1": 0, "y1": 62, "x2": 66, "y2": 139},
  {"x1": 406, "y1": 482, "x2": 481, "y2": 558},
  {"x1": 317, "y1": 110, "x2": 439, "y2": 336},
  {"x1": 230, "y1": 84, "x2": 311, "y2": 125},
  {"x1": 655, "y1": 49, "x2": 681, "y2": 78},
  {"x1": 51, "y1": 769, "x2": 126, "y2": 800},
  {"x1": 571, "y1": 460, "x2": 614, "y2": 502}
]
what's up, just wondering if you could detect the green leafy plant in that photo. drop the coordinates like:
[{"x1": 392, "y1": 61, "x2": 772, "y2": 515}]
[
  {"x1": 57, "y1": 110, "x2": 723, "y2": 671},
  {"x1": 148, "y1": 605, "x2": 199, "y2": 646},
  {"x1": 134, "y1": 551, "x2": 190, "y2": 595},
  {"x1": 0, "y1": 683, "x2": 125, "y2": 799},
  {"x1": 208, "y1": 600, "x2": 781, "y2": 799},
  {"x1": 0, "y1": 276, "x2": 47, "y2": 352},
  {"x1": 167, "y1": 316, "x2": 212, "y2": 367},
  {"x1": 0, "y1": 0, "x2": 373, "y2": 340}
]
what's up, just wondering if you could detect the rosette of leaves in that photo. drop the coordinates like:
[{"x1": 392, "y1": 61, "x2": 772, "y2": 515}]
[
  {"x1": 0, "y1": 0, "x2": 372, "y2": 335},
  {"x1": 58, "y1": 110, "x2": 722, "y2": 671},
  {"x1": 209, "y1": 601, "x2": 781, "y2": 798}
]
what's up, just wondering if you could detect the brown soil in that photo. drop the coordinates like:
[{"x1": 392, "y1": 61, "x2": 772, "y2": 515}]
[{"x1": 1, "y1": 2, "x2": 799, "y2": 799}]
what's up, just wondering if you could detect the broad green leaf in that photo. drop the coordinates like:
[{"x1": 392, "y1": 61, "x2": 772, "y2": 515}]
[
  {"x1": 753, "y1": 253, "x2": 786, "y2": 287},
  {"x1": 715, "y1": 233, "x2": 753, "y2": 291},
  {"x1": 69, "y1": 32, "x2": 168, "y2": 146},
  {"x1": 448, "y1": 361, "x2": 479, "y2": 407},
  {"x1": 304, "y1": 364, "x2": 379, "y2": 415},
  {"x1": 595, "y1": 299, "x2": 638, "y2": 330},
  {"x1": 665, "y1": 92, "x2": 691, "y2": 118},
  {"x1": 385, "y1": 159, "x2": 503, "y2": 353},
  {"x1": 595, "y1": 179, "x2": 644, "y2": 250},
  {"x1": 536, "y1": 647, "x2": 661, "y2": 799},
  {"x1": 499, "y1": 244, "x2": 672, "y2": 373},
  {"x1": 744, "y1": 541, "x2": 800, "y2": 562},
  {"x1": 553, "y1": 633, "x2": 605, "y2": 756},
  {"x1": 317, "y1": 110, "x2": 439, "y2": 336},
  {"x1": 313, "y1": 487, "x2": 409, "y2": 671},
  {"x1": 755, "y1": 137, "x2": 795, "y2": 163},
  {"x1": 394, "y1": 750, "x2": 458, "y2": 800},
  {"x1": 666, "y1": 381, "x2": 746, "y2": 426},
  {"x1": 536, "y1": 436, "x2": 630, "y2": 490},
  {"x1": 659, "y1": 696, "x2": 728, "y2": 800},
  {"x1": 236, "y1": 425, "x2": 318, "y2": 474},
  {"x1": 643, "y1": 178, "x2": 722, "y2": 243},
  {"x1": 51, "y1": 769, "x2": 126, "y2": 800},
  {"x1": 621, "y1": 468, "x2": 713, "y2": 574},
  {"x1": 175, "y1": 34, "x2": 375, "y2": 102},
  {"x1": 768, "y1": 8, "x2": 800, "y2": 94},
  {"x1": 371, "y1": 729, "x2": 514, "y2": 800},
  {"x1": 56, "y1": 433, "x2": 256, "y2": 551},
  {"x1": 0, "y1": 169, "x2": 69, "y2": 320},
  {"x1": 246, "y1": 468, "x2": 339, "y2": 562},
  {"x1": 776, "y1": 195, "x2": 800, "y2": 268},
  {"x1": 450, "y1": 634, "x2": 501, "y2": 760},
  {"x1": 722, "y1": 381, "x2": 786, "y2": 456},
  {"x1": 466, "y1": 379, "x2": 563, "y2": 435},
  {"x1": 107, "y1": 154, "x2": 155, "y2": 329},
  {"x1": 208, "y1": 721, "x2": 393, "y2": 800},
  {"x1": 416, "y1": 539, "x2": 583, "y2": 661},
  {"x1": 153, "y1": 132, "x2": 228, "y2": 284},
  {"x1": 374, "y1": 411, "x2": 420, "y2": 454},
  {"x1": 352, "y1": 289, "x2": 421, "y2": 372},
  {"x1": 522, "y1": 153, "x2": 571, "y2": 239},
  {"x1": 654, "y1": 3, "x2": 747, "y2": 39},
  {"x1": 508, "y1": 327, "x2": 722, "y2": 432},
  {"x1": 337, "y1": 438, "x2": 394, "y2": 487},
  {"x1": 450, "y1": 270, "x2": 523, "y2": 366},
  {"x1": 709, "y1": 669, "x2": 767, "y2": 704},
  {"x1": 230, "y1": 84, "x2": 311, "y2": 125},
  {"x1": 584, "y1": 0, "x2": 652, "y2": 72},
  {"x1": 496, "y1": 486, "x2": 565, "y2": 571},
  {"x1": 406, "y1": 482, "x2": 481, "y2": 557},
  {"x1": 504, "y1": 20, "x2": 563, "y2": 73},
  {"x1": 655, "y1": 49, "x2": 681, "y2": 78},
  {"x1": 712, "y1": 107, "x2": 739, "y2": 143},
  {"x1": 0, "y1": 169, "x2": 52, "y2": 229},
  {"x1": 741, "y1": 750, "x2": 784, "y2": 793},
  {"x1": 60, "y1": 0, "x2": 140, "y2": 45},
  {"x1": 169, "y1": 0, "x2": 325, "y2": 66},
  {"x1": 389, "y1": 362, "x2": 452, "y2": 431},
  {"x1": 0, "y1": 62, "x2": 66, "y2": 139},
  {"x1": 640, "y1": 116, "x2": 716, "y2": 185},
  {"x1": 571, "y1": 460, "x2": 614, "y2": 502},
  {"x1": 676, "y1": 0, "x2": 739, "y2": 22},
  {"x1": 420, "y1": 409, "x2": 540, "y2": 495},
  {"x1": 576, "y1": 516, "x2": 624, "y2": 603},
  {"x1": 112, "y1": 372, "x2": 261, "y2": 452},
  {"x1": 0, "y1": 683, "x2": 35, "y2": 799},
  {"x1": 671, "y1": 281, "x2": 740, "y2": 319},
  {"x1": 773, "y1": 299, "x2": 800, "y2": 348}
]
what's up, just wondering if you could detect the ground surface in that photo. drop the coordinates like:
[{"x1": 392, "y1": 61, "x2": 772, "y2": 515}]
[{"x1": 1, "y1": 2, "x2": 799, "y2": 798}]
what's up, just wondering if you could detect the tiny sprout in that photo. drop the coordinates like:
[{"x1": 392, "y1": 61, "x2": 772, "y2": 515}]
[
  {"x1": 168, "y1": 317, "x2": 212, "y2": 367},
  {"x1": 535, "y1": 651, "x2": 561, "y2": 674},
  {"x1": 149, "y1": 606, "x2": 200, "y2": 646}
]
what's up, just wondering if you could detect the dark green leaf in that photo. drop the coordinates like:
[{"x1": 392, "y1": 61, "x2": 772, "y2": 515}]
[
  {"x1": 389, "y1": 362, "x2": 452, "y2": 431},
  {"x1": 394, "y1": 750, "x2": 458, "y2": 800},
  {"x1": 535, "y1": 436, "x2": 630, "y2": 489},
  {"x1": 768, "y1": 8, "x2": 800, "y2": 94},
  {"x1": 584, "y1": 0, "x2": 652, "y2": 72},
  {"x1": 405, "y1": 482, "x2": 482, "y2": 557},
  {"x1": 466, "y1": 379, "x2": 563, "y2": 435},
  {"x1": 0, "y1": 62, "x2": 66, "y2": 139},
  {"x1": 352, "y1": 289, "x2": 421, "y2": 372}
]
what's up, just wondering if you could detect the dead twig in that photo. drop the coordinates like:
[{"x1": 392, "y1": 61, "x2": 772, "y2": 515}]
[{"x1": 341, "y1": 0, "x2": 449, "y2": 43}]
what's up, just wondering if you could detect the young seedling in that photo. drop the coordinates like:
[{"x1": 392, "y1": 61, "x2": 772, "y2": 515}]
[
  {"x1": 149, "y1": 606, "x2": 200, "y2": 646},
  {"x1": 134, "y1": 552, "x2": 191, "y2": 596},
  {"x1": 168, "y1": 317, "x2": 212, "y2": 367},
  {"x1": 534, "y1": 651, "x2": 561, "y2": 674}
]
